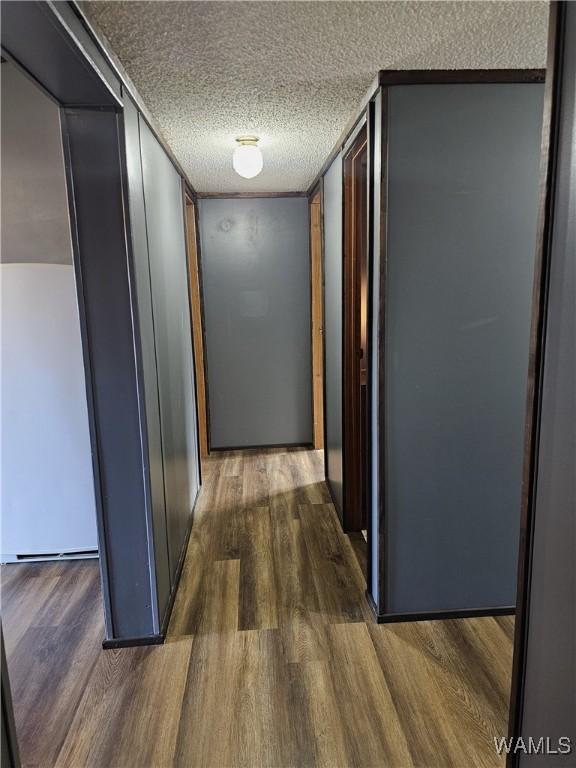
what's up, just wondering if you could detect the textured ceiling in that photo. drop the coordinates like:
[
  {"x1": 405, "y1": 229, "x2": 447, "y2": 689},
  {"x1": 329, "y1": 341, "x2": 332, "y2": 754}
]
[{"x1": 81, "y1": 1, "x2": 548, "y2": 194}]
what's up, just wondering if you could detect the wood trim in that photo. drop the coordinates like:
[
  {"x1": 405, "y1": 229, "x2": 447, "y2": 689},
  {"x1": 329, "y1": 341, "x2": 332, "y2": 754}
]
[
  {"x1": 319, "y1": 177, "x2": 329, "y2": 478},
  {"x1": 102, "y1": 634, "x2": 164, "y2": 649},
  {"x1": 209, "y1": 442, "x2": 313, "y2": 452},
  {"x1": 365, "y1": 595, "x2": 516, "y2": 624},
  {"x1": 307, "y1": 74, "x2": 380, "y2": 196},
  {"x1": 342, "y1": 114, "x2": 368, "y2": 156},
  {"x1": 507, "y1": 4, "x2": 563, "y2": 763},
  {"x1": 342, "y1": 125, "x2": 368, "y2": 532},
  {"x1": 310, "y1": 190, "x2": 324, "y2": 449},
  {"x1": 184, "y1": 197, "x2": 209, "y2": 459},
  {"x1": 364, "y1": 99, "x2": 375, "y2": 594},
  {"x1": 307, "y1": 181, "x2": 321, "y2": 202},
  {"x1": 197, "y1": 191, "x2": 306, "y2": 200},
  {"x1": 193, "y1": 199, "x2": 212, "y2": 454},
  {"x1": 377, "y1": 68, "x2": 545, "y2": 86},
  {"x1": 375, "y1": 87, "x2": 390, "y2": 613}
]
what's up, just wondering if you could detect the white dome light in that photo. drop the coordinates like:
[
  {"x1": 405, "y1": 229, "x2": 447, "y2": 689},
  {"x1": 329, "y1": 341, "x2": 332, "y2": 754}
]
[{"x1": 233, "y1": 137, "x2": 263, "y2": 179}]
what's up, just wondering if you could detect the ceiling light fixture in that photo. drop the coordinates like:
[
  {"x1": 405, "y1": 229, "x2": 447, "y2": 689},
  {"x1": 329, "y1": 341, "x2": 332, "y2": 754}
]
[{"x1": 233, "y1": 136, "x2": 263, "y2": 179}]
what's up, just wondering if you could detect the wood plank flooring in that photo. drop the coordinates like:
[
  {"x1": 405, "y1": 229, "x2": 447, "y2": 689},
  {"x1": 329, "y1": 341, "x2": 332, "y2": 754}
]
[{"x1": 2, "y1": 448, "x2": 514, "y2": 767}]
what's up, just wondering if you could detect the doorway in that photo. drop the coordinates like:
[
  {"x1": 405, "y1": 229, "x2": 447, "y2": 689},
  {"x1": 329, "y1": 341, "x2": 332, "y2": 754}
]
[
  {"x1": 1, "y1": 62, "x2": 99, "y2": 565},
  {"x1": 0, "y1": 59, "x2": 105, "y2": 766},
  {"x1": 342, "y1": 124, "x2": 369, "y2": 541}
]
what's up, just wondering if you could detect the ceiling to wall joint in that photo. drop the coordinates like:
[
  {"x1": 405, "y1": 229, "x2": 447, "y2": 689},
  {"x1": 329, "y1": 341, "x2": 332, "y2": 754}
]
[{"x1": 81, "y1": 0, "x2": 548, "y2": 194}]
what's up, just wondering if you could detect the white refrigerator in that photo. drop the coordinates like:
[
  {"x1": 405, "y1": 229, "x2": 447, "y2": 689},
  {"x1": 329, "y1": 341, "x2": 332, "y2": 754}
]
[{"x1": 1, "y1": 263, "x2": 98, "y2": 562}]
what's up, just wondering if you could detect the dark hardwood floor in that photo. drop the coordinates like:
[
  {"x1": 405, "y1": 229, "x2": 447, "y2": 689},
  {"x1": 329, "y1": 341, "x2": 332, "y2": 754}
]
[
  {"x1": 1, "y1": 558, "x2": 104, "y2": 767},
  {"x1": 2, "y1": 448, "x2": 514, "y2": 767}
]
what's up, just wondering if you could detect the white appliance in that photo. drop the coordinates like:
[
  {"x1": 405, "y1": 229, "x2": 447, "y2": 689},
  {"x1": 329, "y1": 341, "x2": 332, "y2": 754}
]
[{"x1": 1, "y1": 263, "x2": 98, "y2": 562}]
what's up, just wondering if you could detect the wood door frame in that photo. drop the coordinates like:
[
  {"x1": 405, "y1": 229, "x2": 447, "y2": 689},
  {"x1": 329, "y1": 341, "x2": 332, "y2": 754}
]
[
  {"x1": 342, "y1": 122, "x2": 368, "y2": 533},
  {"x1": 309, "y1": 188, "x2": 324, "y2": 450},
  {"x1": 184, "y1": 194, "x2": 210, "y2": 458}
]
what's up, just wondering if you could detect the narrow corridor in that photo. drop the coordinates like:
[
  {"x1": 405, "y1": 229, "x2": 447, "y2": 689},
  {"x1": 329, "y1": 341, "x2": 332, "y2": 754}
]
[{"x1": 3, "y1": 449, "x2": 513, "y2": 768}]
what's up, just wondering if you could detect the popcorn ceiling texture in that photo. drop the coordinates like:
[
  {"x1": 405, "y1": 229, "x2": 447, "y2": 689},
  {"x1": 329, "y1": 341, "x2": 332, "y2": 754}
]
[{"x1": 82, "y1": 1, "x2": 548, "y2": 194}]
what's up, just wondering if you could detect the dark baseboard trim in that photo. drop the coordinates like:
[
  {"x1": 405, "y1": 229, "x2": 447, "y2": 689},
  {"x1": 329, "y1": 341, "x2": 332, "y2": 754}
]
[
  {"x1": 377, "y1": 68, "x2": 545, "y2": 86},
  {"x1": 102, "y1": 486, "x2": 201, "y2": 650},
  {"x1": 197, "y1": 192, "x2": 307, "y2": 200},
  {"x1": 210, "y1": 441, "x2": 313, "y2": 452},
  {"x1": 376, "y1": 606, "x2": 516, "y2": 624},
  {"x1": 102, "y1": 634, "x2": 164, "y2": 649},
  {"x1": 369, "y1": 604, "x2": 516, "y2": 624}
]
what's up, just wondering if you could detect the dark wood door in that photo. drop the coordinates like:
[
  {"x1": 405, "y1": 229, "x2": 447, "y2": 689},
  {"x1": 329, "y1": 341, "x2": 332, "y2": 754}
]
[{"x1": 343, "y1": 125, "x2": 368, "y2": 532}]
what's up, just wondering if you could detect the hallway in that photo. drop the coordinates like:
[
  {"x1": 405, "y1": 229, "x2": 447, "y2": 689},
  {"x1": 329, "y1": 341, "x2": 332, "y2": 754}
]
[{"x1": 4, "y1": 449, "x2": 513, "y2": 768}]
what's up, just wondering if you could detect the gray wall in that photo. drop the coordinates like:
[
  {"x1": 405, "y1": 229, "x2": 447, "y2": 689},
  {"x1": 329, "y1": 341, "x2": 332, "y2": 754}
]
[
  {"x1": 322, "y1": 156, "x2": 344, "y2": 514},
  {"x1": 1, "y1": 63, "x2": 72, "y2": 265},
  {"x1": 384, "y1": 82, "x2": 544, "y2": 613},
  {"x1": 520, "y1": 4, "x2": 576, "y2": 760},
  {"x1": 64, "y1": 108, "x2": 156, "y2": 638},
  {"x1": 123, "y1": 96, "x2": 171, "y2": 621},
  {"x1": 65, "y1": 101, "x2": 201, "y2": 639},
  {"x1": 123, "y1": 98, "x2": 200, "y2": 619},
  {"x1": 139, "y1": 119, "x2": 200, "y2": 580},
  {"x1": 199, "y1": 197, "x2": 312, "y2": 449},
  {"x1": 1, "y1": 0, "x2": 201, "y2": 644}
]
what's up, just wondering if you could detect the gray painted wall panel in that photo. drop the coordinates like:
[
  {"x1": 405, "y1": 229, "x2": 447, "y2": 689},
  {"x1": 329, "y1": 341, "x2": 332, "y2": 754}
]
[
  {"x1": 49, "y1": 1, "x2": 122, "y2": 101},
  {"x1": 0, "y1": 2, "x2": 118, "y2": 108},
  {"x1": 1, "y1": 64, "x2": 72, "y2": 265},
  {"x1": 199, "y1": 197, "x2": 312, "y2": 449},
  {"x1": 64, "y1": 109, "x2": 154, "y2": 637},
  {"x1": 139, "y1": 119, "x2": 200, "y2": 579},
  {"x1": 520, "y1": 5, "x2": 576, "y2": 759},
  {"x1": 2, "y1": 0, "x2": 200, "y2": 643},
  {"x1": 384, "y1": 83, "x2": 544, "y2": 613},
  {"x1": 323, "y1": 157, "x2": 344, "y2": 514},
  {"x1": 122, "y1": 96, "x2": 171, "y2": 620}
]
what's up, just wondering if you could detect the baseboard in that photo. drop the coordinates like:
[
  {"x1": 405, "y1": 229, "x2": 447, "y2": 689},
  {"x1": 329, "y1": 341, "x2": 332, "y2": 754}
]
[
  {"x1": 102, "y1": 486, "x2": 200, "y2": 650},
  {"x1": 365, "y1": 591, "x2": 515, "y2": 623},
  {"x1": 1, "y1": 549, "x2": 98, "y2": 564},
  {"x1": 102, "y1": 634, "x2": 164, "y2": 649},
  {"x1": 209, "y1": 442, "x2": 313, "y2": 452}
]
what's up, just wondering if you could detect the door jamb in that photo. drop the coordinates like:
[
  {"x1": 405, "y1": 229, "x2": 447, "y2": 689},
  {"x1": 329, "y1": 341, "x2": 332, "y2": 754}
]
[
  {"x1": 309, "y1": 188, "x2": 325, "y2": 451},
  {"x1": 184, "y1": 194, "x2": 211, "y2": 458},
  {"x1": 342, "y1": 123, "x2": 369, "y2": 534}
]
